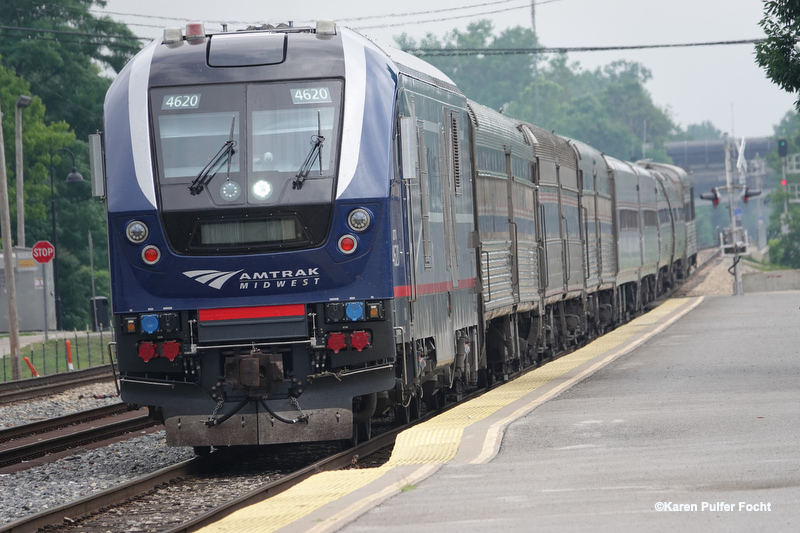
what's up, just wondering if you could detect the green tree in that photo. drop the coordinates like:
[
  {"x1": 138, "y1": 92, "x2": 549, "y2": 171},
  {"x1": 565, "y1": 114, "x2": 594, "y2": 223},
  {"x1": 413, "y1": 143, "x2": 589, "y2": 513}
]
[
  {"x1": 510, "y1": 57, "x2": 677, "y2": 161},
  {"x1": 756, "y1": 1, "x2": 800, "y2": 110},
  {"x1": 757, "y1": 110, "x2": 800, "y2": 267},
  {"x1": 396, "y1": 20, "x2": 537, "y2": 112},
  {"x1": 2, "y1": 61, "x2": 109, "y2": 331},
  {"x1": 685, "y1": 120, "x2": 723, "y2": 141},
  {"x1": 769, "y1": 207, "x2": 800, "y2": 267},
  {"x1": 0, "y1": 0, "x2": 140, "y2": 140},
  {"x1": 399, "y1": 22, "x2": 680, "y2": 161}
]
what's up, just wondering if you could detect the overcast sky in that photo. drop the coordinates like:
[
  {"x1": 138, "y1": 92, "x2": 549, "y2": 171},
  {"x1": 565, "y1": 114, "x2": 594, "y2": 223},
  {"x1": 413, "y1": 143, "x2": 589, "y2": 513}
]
[{"x1": 102, "y1": 0, "x2": 794, "y2": 139}]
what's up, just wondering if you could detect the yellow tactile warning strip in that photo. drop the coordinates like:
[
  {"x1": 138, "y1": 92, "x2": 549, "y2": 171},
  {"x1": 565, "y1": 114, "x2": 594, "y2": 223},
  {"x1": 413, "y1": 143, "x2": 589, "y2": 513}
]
[{"x1": 198, "y1": 297, "x2": 703, "y2": 533}]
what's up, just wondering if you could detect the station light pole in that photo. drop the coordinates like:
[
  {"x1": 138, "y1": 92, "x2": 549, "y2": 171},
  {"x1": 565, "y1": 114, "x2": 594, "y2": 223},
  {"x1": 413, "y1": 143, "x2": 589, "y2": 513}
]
[{"x1": 49, "y1": 147, "x2": 84, "y2": 331}]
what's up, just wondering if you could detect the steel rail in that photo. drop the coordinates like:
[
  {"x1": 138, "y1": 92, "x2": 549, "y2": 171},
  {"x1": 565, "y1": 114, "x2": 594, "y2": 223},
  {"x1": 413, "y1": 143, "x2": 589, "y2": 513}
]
[
  {"x1": 0, "y1": 402, "x2": 127, "y2": 443},
  {"x1": 0, "y1": 456, "x2": 204, "y2": 533},
  {"x1": 164, "y1": 429, "x2": 402, "y2": 533},
  {"x1": 0, "y1": 410, "x2": 154, "y2": 469},
  {"x1": 0, "y1": 365, "x2": 115, "y2": 403},
  {"x1": 165, "y1": 384, "x2": 493, "y2": 533},
  {"x1": 0, "y1": 395, "x2": 461, "y2": 533}
]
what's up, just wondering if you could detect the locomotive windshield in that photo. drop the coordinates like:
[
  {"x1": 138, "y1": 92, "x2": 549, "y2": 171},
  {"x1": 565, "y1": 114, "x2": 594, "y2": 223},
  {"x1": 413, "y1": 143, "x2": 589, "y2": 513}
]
[{"x1": 149, "y1": 80, "x2": 343, "y2": 255}]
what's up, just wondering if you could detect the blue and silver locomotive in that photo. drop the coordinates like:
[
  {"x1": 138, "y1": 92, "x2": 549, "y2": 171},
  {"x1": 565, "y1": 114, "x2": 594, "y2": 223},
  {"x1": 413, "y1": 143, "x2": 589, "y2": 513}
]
[{"x1": 98, "y1": 21, "x2": 696, "y2": 449}]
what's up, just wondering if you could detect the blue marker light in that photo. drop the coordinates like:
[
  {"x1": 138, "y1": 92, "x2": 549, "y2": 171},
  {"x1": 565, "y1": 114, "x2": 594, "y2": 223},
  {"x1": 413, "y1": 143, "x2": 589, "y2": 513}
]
[
  {"x1": 140, "y1": 314, "x2": 160, "y2": 334},
  {"x1": 345, "y1": 302, "x2": 364, "y2": 321}
]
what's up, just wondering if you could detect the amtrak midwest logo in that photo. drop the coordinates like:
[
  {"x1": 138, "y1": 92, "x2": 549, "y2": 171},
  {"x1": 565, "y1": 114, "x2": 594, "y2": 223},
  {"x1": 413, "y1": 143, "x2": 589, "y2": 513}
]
[{"x1": 183, "y1": 268, "x2": 321, "y2": 290}]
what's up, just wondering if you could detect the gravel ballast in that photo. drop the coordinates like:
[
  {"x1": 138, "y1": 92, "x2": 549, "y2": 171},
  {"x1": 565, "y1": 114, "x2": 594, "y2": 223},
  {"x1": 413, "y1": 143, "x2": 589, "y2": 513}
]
[{"x1": 0, "y1": 431, "x2": 194, "y2": 525}]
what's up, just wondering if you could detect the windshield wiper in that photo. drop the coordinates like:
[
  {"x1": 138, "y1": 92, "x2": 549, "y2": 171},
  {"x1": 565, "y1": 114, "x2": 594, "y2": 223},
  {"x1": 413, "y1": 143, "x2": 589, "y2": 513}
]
[
  {"x1": 189, "y1": 115, "x2": 237, "y2": 195},
  {"x1": 292, "y1": 110, "x2": 325, "y2": 190}
]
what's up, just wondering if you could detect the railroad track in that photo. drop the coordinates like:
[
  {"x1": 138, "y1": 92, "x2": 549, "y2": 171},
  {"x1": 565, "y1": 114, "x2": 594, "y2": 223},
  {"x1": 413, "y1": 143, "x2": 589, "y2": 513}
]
[
  {"x1": 0, "y1": 381, "x2": 487, "y2": 533},
  {"x1": 0, "y1": 365, "x2": 117, "y2": 404},
  {"x1": 0, "y1": 404, "x2": 154, "y2": 472},
  {"x1": 0, "y1": 422, "x2": 401, "y2": 532}
]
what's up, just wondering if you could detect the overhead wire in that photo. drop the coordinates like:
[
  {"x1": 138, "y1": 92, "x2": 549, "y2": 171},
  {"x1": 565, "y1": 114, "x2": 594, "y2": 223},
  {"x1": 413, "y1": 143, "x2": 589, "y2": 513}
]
[
  {"x1": 0, "y1": 24, "x2": 143, "y2": 40},
  {"x1": 405, "y1": 39, "x2": 765, "y2": 56},
  {"x1": 85, "y1": 0, "x2": 559, "y2": 26}
]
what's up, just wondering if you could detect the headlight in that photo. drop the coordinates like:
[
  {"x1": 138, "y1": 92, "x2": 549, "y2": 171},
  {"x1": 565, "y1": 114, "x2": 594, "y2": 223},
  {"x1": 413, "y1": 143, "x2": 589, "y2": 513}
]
[
  {"x1": 347, "y1": 208, "x2": 371, "y2": 232},
  {"x1": 252, "y1": 180, "x2": 273, "y2": 200},
  {"x1": 126, "y1": 220, "x2": 149, "y2": 243}
]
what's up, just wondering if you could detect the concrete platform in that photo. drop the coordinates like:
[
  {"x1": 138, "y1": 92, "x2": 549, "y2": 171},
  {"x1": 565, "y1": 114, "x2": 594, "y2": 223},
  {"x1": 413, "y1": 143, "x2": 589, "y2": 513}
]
[
  {"x1": 333, "y1": 293, "x2": 800, "y2": 533},
  {"x1": 205, "y1": 293, "x2": 800, "y2": 533}
]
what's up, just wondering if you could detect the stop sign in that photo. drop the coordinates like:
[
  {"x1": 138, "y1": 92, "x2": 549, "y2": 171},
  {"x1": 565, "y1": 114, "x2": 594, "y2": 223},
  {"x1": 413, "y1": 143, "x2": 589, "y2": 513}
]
[{"x1": 32, "y1": 241, "x2": 55, "y2": 264}]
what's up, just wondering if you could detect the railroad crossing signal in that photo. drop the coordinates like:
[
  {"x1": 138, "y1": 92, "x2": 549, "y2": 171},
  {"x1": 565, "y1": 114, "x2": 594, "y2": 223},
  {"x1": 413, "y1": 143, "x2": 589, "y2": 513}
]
[
  {"x1": 700, "y1": 188, "x2": 721, "y2": 207},
  {"x1": 32, "y1": 240, "x2": 55, "y2": 264},
  {"x1": 742, "y1": 187, "x2": 761, "y2": 204}
]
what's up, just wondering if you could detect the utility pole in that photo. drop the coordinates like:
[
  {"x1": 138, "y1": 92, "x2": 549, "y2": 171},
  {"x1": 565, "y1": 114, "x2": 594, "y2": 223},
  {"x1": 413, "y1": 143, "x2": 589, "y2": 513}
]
[
  {"x1": 0, "y1": 100, "x2": 23, "y2": 379},
  {"x1": 530, "y1": 0, "x2": 539, "y2": 124},
  {"x1": 702, "y1": 135, "x2": 759, "y2": 294},
  {"x1": 754, "y1": 156, "x2": 766, "y2": 251},
  {"x1": 642, "y1": 119, "x2": 647, "y2": 159},
  {"x1": 723, "y1": 135, "x2": 743, "y2": 295}
]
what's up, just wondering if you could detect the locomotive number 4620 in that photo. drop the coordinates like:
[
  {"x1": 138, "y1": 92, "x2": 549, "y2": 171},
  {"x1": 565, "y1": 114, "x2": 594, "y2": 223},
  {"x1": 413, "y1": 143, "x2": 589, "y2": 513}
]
[
  {"x1": 161, "y1": 94, "x2": 201, "y2": 109},
  {"x1": 291, "y1": 87, "x2": 331, "y2": 104}
]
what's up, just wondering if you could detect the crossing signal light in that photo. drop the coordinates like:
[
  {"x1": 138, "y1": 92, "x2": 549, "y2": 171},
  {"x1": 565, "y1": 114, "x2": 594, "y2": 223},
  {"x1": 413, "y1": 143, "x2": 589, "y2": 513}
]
[
  {"x1": 779, "y1": 138, "x2": 788, "y2": 157},
  {"x1": 782, "y1": 179, "x2": 787, "y2": 187},
  {"x1": 700, "y1": 187, "x2": 721, "y2": 208},
  {"x1": 742, "y1": 187, "x2": 761, "y2": 204}
]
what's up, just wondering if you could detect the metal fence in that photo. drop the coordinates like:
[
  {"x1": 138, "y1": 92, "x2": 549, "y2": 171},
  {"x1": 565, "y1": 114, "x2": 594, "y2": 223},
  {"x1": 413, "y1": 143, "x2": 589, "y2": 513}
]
[{"x1": 1, "y1": 329, "x2": 115, "y2": 382}]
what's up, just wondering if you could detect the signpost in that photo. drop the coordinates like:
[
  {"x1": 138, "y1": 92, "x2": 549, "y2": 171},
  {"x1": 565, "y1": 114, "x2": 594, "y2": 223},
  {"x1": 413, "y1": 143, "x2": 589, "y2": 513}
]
[{"x1": 32, "y1": 241, "x2": 54, "y2": 340}]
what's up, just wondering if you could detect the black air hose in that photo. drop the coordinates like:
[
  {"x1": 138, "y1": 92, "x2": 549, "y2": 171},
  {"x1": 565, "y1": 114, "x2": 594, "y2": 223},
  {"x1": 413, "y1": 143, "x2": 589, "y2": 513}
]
[
  {"x1": 204, "y1": 396, "x2": 250, "y2": 427},
  {"x1": 260, "y1": 399, "x2": 309, "y2": 424}
]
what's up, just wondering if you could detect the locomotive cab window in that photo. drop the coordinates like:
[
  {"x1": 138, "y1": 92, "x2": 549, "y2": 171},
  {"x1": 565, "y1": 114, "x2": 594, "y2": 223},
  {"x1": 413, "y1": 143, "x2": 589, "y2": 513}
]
[{"x1": 149, "y1": 81, "x2": 343, "y2": 255}]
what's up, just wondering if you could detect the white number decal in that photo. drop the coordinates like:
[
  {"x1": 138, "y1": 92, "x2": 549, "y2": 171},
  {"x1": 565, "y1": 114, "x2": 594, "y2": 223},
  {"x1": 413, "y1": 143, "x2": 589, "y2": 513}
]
[{"x1": 290, "y1": 87, "x2": 331, "y2": 104}]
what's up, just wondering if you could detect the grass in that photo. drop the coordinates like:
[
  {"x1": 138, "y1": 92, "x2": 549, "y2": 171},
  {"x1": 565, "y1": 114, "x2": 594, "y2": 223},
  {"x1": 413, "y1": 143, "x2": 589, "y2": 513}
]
[
  {"x1": 0, "y1": 329, "x2": 115, "y2": 382},
  {"x1": 740, "y1": 255, "x2": 787, "y2": 272}
]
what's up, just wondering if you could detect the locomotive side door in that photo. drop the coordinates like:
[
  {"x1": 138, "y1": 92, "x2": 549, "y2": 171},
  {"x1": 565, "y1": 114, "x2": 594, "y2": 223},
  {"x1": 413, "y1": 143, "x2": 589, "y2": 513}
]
[{"x1": 397, "y1": 84, "x2": 461, "y2": 373}]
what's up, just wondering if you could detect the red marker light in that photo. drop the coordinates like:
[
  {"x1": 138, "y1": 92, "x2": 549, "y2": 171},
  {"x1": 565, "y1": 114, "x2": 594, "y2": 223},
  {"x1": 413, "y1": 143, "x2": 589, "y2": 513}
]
[
  {"x1": 782, "y1": 179, "x2": 788, "y2": 186},
  {"x1": 185, "y1": 22, "x2": 205, "y2": 41},
  {"x1": 337, "y1": 235, "x2": 357, "y2": 254},
  {"x1": 142, "y1": 245, "x2": 161, "y2": 265}
]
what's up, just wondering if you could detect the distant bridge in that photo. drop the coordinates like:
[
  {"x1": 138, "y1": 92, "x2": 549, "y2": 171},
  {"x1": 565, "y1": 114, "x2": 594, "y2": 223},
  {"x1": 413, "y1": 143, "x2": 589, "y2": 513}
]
[{"x1": 665, "y1": 137, "x2": 777, "y2": 194}]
